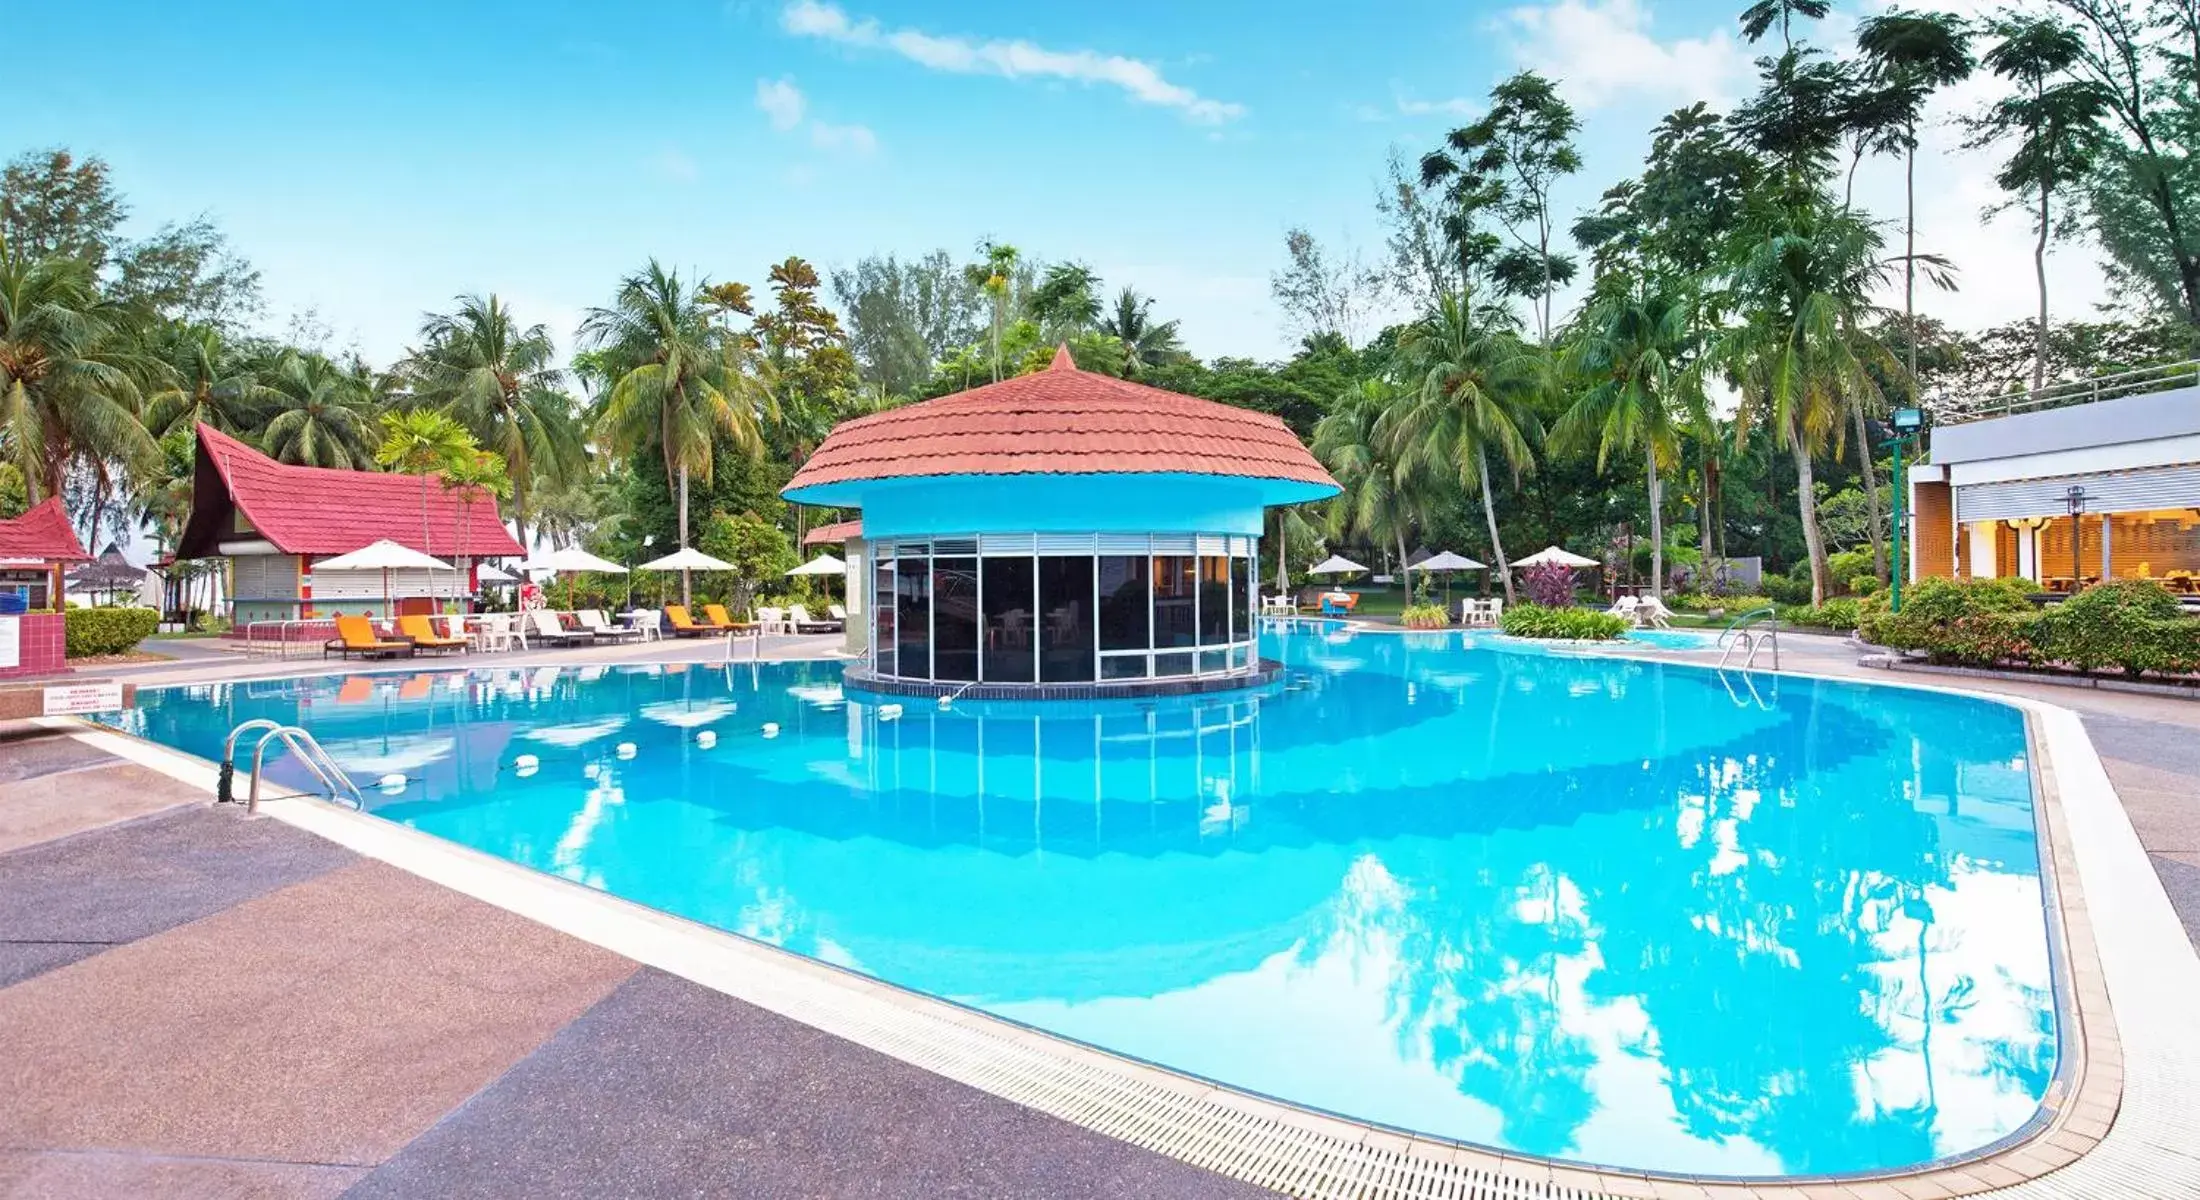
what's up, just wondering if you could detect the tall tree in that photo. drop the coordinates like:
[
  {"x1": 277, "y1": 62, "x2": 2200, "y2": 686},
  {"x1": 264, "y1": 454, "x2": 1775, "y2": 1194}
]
[
  {"x1": 1393, "y1": 294, "x2": 1546, "y2": 601},
  {"x1": 2048, "y1": 0, "x2": 2200, "y2": 326},
  {"x1": 144, "y1": 324, "x2": 276, "y2": 438},
  {"x1": 1312, "y1": 378, "x2": 1425, "y2": 598},
  {"x1": 1967, "y1": 17, "x2": 2113, "y2": 393},
  {"x1": 830, "y1": 250, "x2": 987, "y2": 397},
  {"x1": 0, "y1": 150, "x2": 123, "y2": 267},
  {"x1": 1028, "y1": 263, "x2": 1103, "y2": 337},
  {"x1": 1739, "y1": 0, "x2": 1831, "y2": 49},
  {"x1": 261, "y1": 350, "x2": 376, "y2": 469},
  {"x1": 406, "y1": 294, "x2": 578, "y2": 552},
  {"x1": 578, "y1": 260, "x2": 770, "y2": 603},
  {"x1": 1420, "y1": 72, "x2": 1582, "y2": 342},
  {"x1": 0, "y1": 235, "x2": 154, "y2": 504},
  {"x1": 1557, "y1": 283, "x2": 1702, "y2": 599},
  {"x1": 1855, "y1": 10, "x2": 1975, "y2": 391},
  {"x1": 965, "y1": 241, "x2": 1021, "y2": 381},
  {"x1": 1099, "y1": 288, "x2": 1185, "y2": 377}
]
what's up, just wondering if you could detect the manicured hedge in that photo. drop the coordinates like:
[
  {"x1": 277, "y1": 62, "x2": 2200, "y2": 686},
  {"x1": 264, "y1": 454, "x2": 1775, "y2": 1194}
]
[
  {"x1": 1501, "y1": 603, "x2": 1630, "y2": 641},
  {"x1": 64, "y1": 606, "x2": 160, "y2": 658},
  {"x1": 1859, "y1": 578, "x2": 2200, "y2": 679},
  {"x1": 1776, "y1": 597, "x2": 1865, "y2": 632}
]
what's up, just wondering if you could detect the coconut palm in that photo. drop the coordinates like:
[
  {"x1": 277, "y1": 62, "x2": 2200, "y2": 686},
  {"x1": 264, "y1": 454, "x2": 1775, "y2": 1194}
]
[
  {"x1": 144, "y1": 324, "x2": 276, "y2": 438},
  {"x1": 261, "y1": 350, "x2": 376, "y2": 469},
  {"x1": 405, "y1": 294, "x2": 580, "y2": 551},
  {"x1": 578, "y1": 260, "x2": 771, "y2": 604},
  {"x1": 1100, "y1": 288, "x2": 1185, "y2": 378},
  {"x1": 1312, "y1": 378, "x2": 1426, "y2": 598},
  {"x1": 440, "y1": 448, "x2": 512, "y2": 594},
  {"x1": 1706, "y1": 195, "x2": 1899, "y2": 604},
  {"x1": 1557, "y1": 282, "x2": 1702, "y2": 600},
  {"x1": 374, "y1": 408, "x2": 477, "y2": 573},
  {"x1": 0, "y1": 235, "x2": 155, "y2": 504},
  {"x1": 1855, "y1": 10, "x2": 1974, "y2": 391},
  {"x1": 964, "y1": 241, "x2": 1019, "y2": 382},
  {"x1": 1391, "y1": 293, "x2": 1545, "y2": 602}
]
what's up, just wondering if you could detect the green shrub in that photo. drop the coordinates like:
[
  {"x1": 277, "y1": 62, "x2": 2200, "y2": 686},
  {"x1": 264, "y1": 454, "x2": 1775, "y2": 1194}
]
[
  {"x1": 2034, "y1": 580, "x2": 2199, "y2": 677},
  {"x1": 1776, "y1": 597, "x2": 1865, "y2": 631},
  {"x1": 1858, "y1": 577, "x2": 2043, "y2": 666},
  {"x1": 1501, "y1": 604, "x2": 1630, "y2": 641},
  {"x1": 64, "y1": 606, "x2": 159, "y2": 658},
  {"x1": 1762, "y1": 574, "x2": 1812, "y2": 605},
  {"x1": 1399, "y1": 603, "x2": 1450, "y2": 629}
]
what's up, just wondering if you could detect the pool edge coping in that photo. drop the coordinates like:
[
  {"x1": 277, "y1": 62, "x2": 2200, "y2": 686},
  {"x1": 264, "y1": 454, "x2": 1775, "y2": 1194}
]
[{"x1": 38, "y1": 669, "x2": 2192, "y2": 1200}]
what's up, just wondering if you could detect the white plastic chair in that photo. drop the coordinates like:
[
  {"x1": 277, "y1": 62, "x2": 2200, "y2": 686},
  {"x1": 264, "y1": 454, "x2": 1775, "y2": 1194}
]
[
  {"x1": 473, "y1": 612, "x2": 516, "y2": 652},
  {"x1": 757, "y1": 606, "x2": 787, "y2": 635}
]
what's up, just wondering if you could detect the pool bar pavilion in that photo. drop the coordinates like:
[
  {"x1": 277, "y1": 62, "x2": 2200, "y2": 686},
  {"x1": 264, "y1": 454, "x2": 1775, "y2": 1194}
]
[{"x1": 783, "y1": 347, "x2": 1338, "y2": 697}]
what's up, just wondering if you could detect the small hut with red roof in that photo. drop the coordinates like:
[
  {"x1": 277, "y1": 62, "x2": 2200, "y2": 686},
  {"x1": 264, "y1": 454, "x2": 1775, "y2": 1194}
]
[
  {"x1": 783, "y1": 347, "x2": 1337, "y2": 696},
  {"x1": 0, "y1": 497, "x2": 91, "y2": 678},
  {"x1": 176, "y1": 424, "x2": 524, "y2": 627}
]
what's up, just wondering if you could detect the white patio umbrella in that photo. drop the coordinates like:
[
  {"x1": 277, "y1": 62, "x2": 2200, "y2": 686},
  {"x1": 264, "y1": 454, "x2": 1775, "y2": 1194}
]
[
  {"x1": 637, "y1": 547, "x2": 735, "y2": 572},
  {"x1": 1416, "y1": 550, "x2": 1487, "y2": 607},
  {"x1": 1514, "y1": 545, "x2": 1600, "y2": 568},
  {"x1": 787, "y1": 552, "x2": 845, "y2": 575},
  {"x1": 476, "y1": 563, "x2": 518, "y2": 585},
  {"x1": 1307, "y1": 555, "x2": 1367, "y2": 575},
  {"x1": 312, "y1": 539, "x2": 452, "y2": 618},
  {"x1": 521, "y1": 546, "x2": 628, "y2": 610}
]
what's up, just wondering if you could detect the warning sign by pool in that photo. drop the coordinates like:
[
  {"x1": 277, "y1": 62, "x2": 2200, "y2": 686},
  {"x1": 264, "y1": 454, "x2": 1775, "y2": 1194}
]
[{"x1": 42, "y1": 681, "x2": 125, "y2": 716}]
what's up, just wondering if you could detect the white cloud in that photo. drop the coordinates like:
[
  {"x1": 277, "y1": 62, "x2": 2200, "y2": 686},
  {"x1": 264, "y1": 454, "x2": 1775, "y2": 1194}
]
[
  {"x1": 809, "y1": 119, "x2": 878, "y2": 155},
  {"x1": 755, "y1": 75, "x2": 878, "y2": 157},
  {"x1": 755, "y1": 77, "x2": 806, "y2": 131},
  {"x1": 1502, "y1": 0, "x2": 1751, "y2": 110},
  {"x1": 1395, "y1": 94, "x2": 1478, "y2": 119},
  {"x1": 779, "y1": 0, "x2": 1244, "y2": 124}
]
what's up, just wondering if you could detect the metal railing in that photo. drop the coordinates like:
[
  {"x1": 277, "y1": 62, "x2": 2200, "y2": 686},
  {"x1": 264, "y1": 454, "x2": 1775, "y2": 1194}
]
[
  {"x1": 217, "y1": 718, "x2": 363, "y2": 813},
  {"x1": 1932, "y1": 357, "x2": 2200, "y2": 424},
  {"x1": 1715, "y1": 606, "x2": 1782, "y2": 672}
]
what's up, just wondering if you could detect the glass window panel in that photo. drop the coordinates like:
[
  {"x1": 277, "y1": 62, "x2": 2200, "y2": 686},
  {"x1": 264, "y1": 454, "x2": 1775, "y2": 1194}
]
[
  {"x1": 1229, "y1": 645, "x2": 1251, "y2": 670},
  {"x1": 872, "y1": 561, "x2": 895, "y2": 677},
  {"x1": 932, "y1": 557, "x2": 979, "y2": 682},
  {"x1": 980, "y1": 555, "x2": 1035, "y2": 683},
  {"x1": 1153, "y1": 555, "x2": 1196, "y2": 648},
  {"x1": 1154, "y1": 651, "x2": 1195, "y2": 678},
  {"x1": 1100, "y1": 654, "x2": 1148, "y2": 680},
  {"x1": 1097, "y1": 555, "x2": 1150, "y2": 651},
  {"x1": 1198, "y1": 556, "x2": 1230, "y2": 644},
  {"x1": 1199, "y1": 648, "x2": 1228, "y2": 674},
  {"x1": 895, "y1": 558, "x2": 931, "y2": 680},
  {"x1": 1232, "y1": 555, "x2": 1251, "y2": 641},
  {"x1": 1038, "y1": 556, "x2": 1095, "y2": 682}
]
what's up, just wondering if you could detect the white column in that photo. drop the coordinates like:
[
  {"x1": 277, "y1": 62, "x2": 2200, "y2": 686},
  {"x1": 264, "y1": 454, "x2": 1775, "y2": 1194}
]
[
  {"x1": 2014, "y1": 522, "x2": 2036, "y2": 581},
  {"x1": 1968, "y1": 523, "x2": 2000, "y2": 578},
  {"x1": 2101, "y1": 514, "x2": 2113, "y2": 579}
]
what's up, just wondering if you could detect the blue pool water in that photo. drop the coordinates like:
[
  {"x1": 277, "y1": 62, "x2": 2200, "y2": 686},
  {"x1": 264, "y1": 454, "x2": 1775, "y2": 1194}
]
[{"x1": 110, "y1": 626, "x2": 2056, "y2": 1177}]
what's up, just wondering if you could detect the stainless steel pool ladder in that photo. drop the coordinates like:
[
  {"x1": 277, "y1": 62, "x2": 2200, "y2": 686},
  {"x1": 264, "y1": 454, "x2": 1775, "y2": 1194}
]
[
  {"x1": 219, "y1": 718, "x2": 364, "y2": 814},
  {"x1": 1715, "y1": 606, "x2": 1782, "y2": 672}
]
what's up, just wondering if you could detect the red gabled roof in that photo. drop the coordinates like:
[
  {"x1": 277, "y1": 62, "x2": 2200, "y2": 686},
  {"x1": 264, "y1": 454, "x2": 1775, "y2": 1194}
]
[
  {"x1": 804, "y1": 519, "x2": 861, "y2": 546},
  {"x1": 177, "y1": 424, "x2": 524, "y2": 559},
  {"x1": 784, "y1": 347, "x2": 1337, "y2": 496},
  {"x1": 0, "y1": 497, "x2": 91, "y2": 563}
]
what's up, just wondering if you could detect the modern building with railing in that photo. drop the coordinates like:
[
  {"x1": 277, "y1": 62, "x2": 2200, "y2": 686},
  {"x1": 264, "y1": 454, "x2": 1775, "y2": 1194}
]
[{"x1": 1909, "y1": 358, "x2": 2200, "y2": 596}]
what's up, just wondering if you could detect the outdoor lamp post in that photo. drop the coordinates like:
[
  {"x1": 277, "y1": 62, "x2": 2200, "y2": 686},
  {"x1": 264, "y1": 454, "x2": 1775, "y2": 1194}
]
[
  {"x1": 2065, "y1": 485, "x2": 2088, "y2": 590},
  {"x1": 1888, "y1": 407, "x2": 1924, "y2": 613}
]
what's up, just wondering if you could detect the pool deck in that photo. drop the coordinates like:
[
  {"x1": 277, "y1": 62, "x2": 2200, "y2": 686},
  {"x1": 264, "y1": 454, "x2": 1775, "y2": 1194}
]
[{"x1": 4, "y1": 630, "x2": 2199, "y2": 1198}]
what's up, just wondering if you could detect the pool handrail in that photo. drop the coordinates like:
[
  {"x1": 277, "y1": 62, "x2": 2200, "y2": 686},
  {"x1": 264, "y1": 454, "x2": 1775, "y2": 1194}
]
[
  {"x1": 1716, "y1": 605, "x2": 1781, "y2": 672},
  {"x1": 240, "y1": 723, "x2": 364, "y2": 813}
]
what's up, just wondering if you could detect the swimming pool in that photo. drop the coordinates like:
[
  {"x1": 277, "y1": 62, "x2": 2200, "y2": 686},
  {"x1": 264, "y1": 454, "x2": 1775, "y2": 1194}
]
[{"x1": 109, "y1": 626, "x2": 2057, "y2": 1178}]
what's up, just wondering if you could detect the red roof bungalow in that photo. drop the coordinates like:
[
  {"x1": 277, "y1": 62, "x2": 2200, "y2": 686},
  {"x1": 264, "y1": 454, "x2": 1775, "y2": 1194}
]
[
  {"x1": 782, "y1": 347, "x2": 1336, "y2": 696},
  {"x1": 0, "y1": 497, "x2": 92, "y2": 611},
  {"x1": 177, "y1": 424, "x2": 523, "y2": 626}
]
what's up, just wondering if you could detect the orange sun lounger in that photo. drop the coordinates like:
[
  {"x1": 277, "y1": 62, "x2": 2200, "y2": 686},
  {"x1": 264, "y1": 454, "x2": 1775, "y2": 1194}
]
[
  {"x1": 398, "y1": 614, "x2": 469, "y2": 653},
  {"x1": 323, "y1": 614, "x2": 414, "y2": 660},
  {"x1": 664, "y1": 605, "x2": 713, "y2": 637},
  {"x1": 703, "y1": 604, "x2": 757, "y2": 633}
]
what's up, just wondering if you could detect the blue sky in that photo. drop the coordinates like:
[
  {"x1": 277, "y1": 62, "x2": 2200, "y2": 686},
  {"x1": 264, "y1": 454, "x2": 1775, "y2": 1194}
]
[{"x1": 11, "y1": 0, "x2": 2102, "y2": 366}]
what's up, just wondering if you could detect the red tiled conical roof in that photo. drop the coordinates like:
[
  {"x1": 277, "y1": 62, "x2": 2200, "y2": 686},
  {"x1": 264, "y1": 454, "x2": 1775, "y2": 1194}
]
[
  {"x1": 784, "y1": 349, "x2": 1337, "y2": 498},
  {"x1": 0, "y1": 497, "x2": 91, "y2": 563}
]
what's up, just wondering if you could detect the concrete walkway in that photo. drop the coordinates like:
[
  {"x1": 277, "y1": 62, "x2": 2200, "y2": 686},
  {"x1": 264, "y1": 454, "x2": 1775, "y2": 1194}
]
[{"x1": 0, "y1": 725, "x2": 1276, "y2": 1200}]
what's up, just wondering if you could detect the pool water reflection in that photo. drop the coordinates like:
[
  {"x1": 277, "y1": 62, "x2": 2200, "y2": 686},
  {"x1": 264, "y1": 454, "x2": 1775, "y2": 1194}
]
[{"x1": 112, "y1": 626, "x2": 2056, "y2": 1177}]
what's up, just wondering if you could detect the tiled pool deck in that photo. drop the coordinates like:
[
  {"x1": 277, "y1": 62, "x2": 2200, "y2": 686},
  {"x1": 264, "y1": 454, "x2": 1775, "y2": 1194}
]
[{"x1": 4, "y1": 631, "x2": 2198, "y2": 1199}]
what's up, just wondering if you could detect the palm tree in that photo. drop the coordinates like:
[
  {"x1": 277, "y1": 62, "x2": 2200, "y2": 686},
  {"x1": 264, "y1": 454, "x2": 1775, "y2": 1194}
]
[
  {"x1": 405, "y1": 294, "x2": 579, "y2": 551},
  {"x1": 374, "y1": 408, "x2": 477, "y2": 574},
  {"x1": 578, "y1": 260, "x2": 771, "y2": 605},
  {"x1": 1855, "y1": 10, "x2": 1974, "y2": 392},
  {"x1": 1968, "y1": 17, "x2": 2110, "y2": 394},
  {"x1": 1707, "y1": 195, "x2": 1897, "y2": 604},
  {"x1": 1100, "y1": 288, "x2": 1185, "y2": 377},
  {"x1": 1557, "y1": 282, "x2": 1701, "y2": 600},
  {"x1": 440, "y1": 448, "x2": 512, "y2": 600},
  {"x1": 0, "y1": 235, "x2": 155, "y2": 504},
  {"x1": 262, "y1": 350, "x2": 376, "y2": 469},
  {"x1": 964, "y1": 241, "x2": 1019, "y2": 381},
  {"x1": 1392, "y1": 294, "x2": 1545, "y2": 603},
  {"x1": 1312, "y1": 378, "x2": 1424, "y2": 598},
  {"x1": 144, "y1": 324, "x2": 276, "y2": 438},
  {"x1": 1740, "y1": 0, "x2": 1831, "y2": 49}
]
